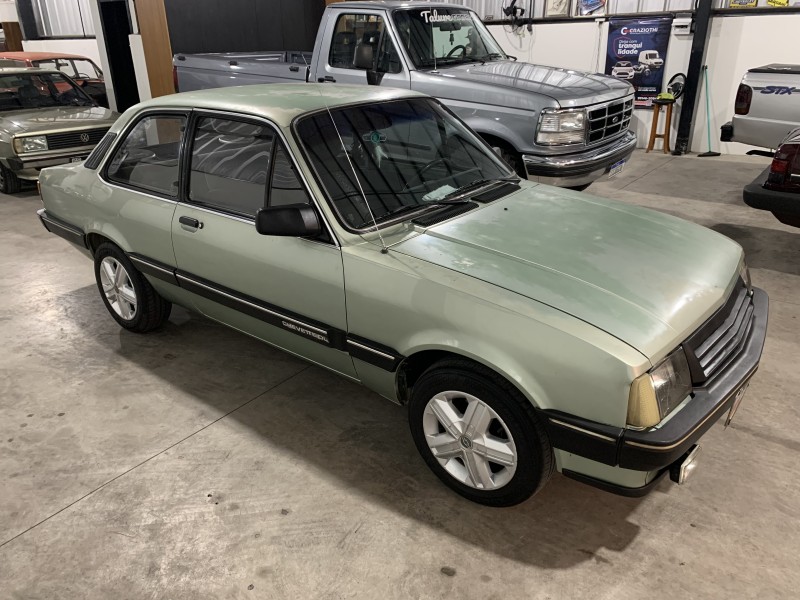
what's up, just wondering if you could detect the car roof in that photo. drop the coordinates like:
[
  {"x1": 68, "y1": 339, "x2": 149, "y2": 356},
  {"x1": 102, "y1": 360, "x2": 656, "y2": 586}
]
[
  {"x1": 0, "y1": 51, "x2": 92, "y2": 61},
  {"x1": 133, "y1": 83, "x2": 427, "y2": 127}
]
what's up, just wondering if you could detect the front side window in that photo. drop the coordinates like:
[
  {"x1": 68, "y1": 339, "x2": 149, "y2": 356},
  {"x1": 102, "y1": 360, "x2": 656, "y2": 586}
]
[
  {"x1": 0, "y1": 72, "x2": 93, "y2": 111},
  {"x1": 295, "y1": 98, "x2": 512, "y2": 230},
  {"x1": 189, "y1": 117, "x2": 274, "y2": 217},
  {"x1": 106, "y1": 115, "x2": 186, "y2": 196},
  {"x1": 328, "y1": 13, "x2": 402, "y2": 74},
  {"x1": 393, "y1": 8, "x2": 506, "y2": 69}
]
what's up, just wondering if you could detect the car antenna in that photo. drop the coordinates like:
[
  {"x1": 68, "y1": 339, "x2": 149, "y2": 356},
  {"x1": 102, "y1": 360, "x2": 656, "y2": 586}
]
[{"x1": 300, "y1": 55, "x2": 390, "y2": 254}]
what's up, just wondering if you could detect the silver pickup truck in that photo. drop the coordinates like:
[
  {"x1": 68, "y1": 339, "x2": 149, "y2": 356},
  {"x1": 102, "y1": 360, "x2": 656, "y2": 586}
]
[
  {"x1": 721, "y1": 64, "x2": 800, "y2": 150},
  {"x1": 174, "y1": 1, "x2": 636, "y2": 189}
]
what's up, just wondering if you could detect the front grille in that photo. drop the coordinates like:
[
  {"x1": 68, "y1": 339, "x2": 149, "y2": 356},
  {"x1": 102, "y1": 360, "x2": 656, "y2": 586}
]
[
  {"x1": 587, "y1": 98, "x2": 634, "y2": 144},
  {"x1": 45, "y1": 128, "x2": 110, "y2": 150},
  {"x1": 683, "y1": 280, "x2": 755, "y2": 385}
]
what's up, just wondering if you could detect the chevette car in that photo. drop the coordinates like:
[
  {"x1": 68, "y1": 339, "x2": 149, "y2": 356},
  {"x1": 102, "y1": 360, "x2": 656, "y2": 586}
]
[
  {"x1": 0, "y1": 51, "x2": 108, "y2": 106},
  {"x1": 611, "y1": 61, "x2": 635, "y2": 80},
  {"x1": 37, "y1": 84, "x2": 768, "y2": 505},
  {"x1": 0, "y1": 67, "x2": 118, "y2": 194},
  {"x1": 743, "y1": 127, "x2": 800, "y2": 227}
]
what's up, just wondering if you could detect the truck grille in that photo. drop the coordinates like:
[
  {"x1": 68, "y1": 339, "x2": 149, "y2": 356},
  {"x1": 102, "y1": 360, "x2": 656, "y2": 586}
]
[
  {"x1": 587, "y1": 98, "x2": 633, "y2": 144},
  {"x1": 45, "y1": 128, "x2": 110, "y2": 150},
  {"x1": 683, "y1": 280, "x2": 755, "y2": 385}
]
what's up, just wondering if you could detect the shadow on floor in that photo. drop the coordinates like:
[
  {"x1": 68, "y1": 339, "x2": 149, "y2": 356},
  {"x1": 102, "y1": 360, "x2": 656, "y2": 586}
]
[
  {"x1": 711, "y1": 223, "x2": 800, "y2": 276},
  {"x1": 54, "y1": 283, "x2": 658, "y2": 570}
]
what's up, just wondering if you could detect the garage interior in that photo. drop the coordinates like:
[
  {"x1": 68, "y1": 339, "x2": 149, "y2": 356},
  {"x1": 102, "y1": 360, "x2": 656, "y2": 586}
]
[{"x1": 1, "y1": 0, "x2": 799, "y2": 598}]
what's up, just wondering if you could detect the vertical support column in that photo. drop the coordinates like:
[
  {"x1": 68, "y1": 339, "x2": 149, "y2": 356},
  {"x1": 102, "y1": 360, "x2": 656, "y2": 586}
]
[
  {"x1": 134, "y1": 0, "x2": 174, "y2": 97},
  {"x1": 672, "y1": 0, "x2": 714, "y2": 156}
]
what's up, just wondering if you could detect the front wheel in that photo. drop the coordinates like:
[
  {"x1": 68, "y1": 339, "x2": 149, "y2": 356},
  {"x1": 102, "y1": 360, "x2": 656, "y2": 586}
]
[
  {"x1": 0, "y1": 164, "x2": 22, "y2": 194},
  {"x1": 408, "y1": 359, "x2": 554, "y2": 506},
  {"x1": 93, "y1": 242, "x2": 172, "y2": 333}
]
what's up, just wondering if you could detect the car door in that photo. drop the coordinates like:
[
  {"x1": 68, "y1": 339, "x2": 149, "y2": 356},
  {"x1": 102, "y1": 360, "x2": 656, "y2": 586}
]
[
  {"x1": 170, "y1": 111, "x2": 356, "y2": 378},
  {"x1": 318, "y1": 10, "x2": 410, "y2": 89}
]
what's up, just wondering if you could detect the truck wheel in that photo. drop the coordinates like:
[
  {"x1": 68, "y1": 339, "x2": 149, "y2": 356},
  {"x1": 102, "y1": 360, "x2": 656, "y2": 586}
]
[
  {"x1": 408, "y1": 358, "x2": 554, "y2": 506},
  {"x1": 0, "y1": 165, "x2": 22, "y2": 194},
  {"x1": 93, "y1": 242, "x2": 171, "y2": 333},
  {"x1": 483, "y1": 137, "x2": 527, "y2": 178}
]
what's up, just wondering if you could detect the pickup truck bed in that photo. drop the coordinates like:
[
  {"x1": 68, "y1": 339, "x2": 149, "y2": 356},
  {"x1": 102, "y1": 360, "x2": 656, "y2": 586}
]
[{"x1": 176, "y1": 51, "x2": 312, "y2": 90}]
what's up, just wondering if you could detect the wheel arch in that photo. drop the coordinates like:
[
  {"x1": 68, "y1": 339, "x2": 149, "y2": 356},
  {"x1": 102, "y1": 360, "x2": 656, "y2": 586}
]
[{"x1": 85, "y1": 227, "x2": 131, "y2": 256}]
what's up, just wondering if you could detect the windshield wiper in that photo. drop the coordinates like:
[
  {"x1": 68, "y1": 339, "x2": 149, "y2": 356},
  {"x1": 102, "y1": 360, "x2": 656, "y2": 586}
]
[
  {"x1": 376, "y1": 197, "x2": 474, "y2": 223},
  {"x1": 440, "y1": 176, "x2": 520, "y2": 201}
]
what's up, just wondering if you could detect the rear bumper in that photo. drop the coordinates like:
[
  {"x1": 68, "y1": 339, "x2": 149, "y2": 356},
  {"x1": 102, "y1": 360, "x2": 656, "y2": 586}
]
[
  {"x1": 743, "y1": 167, "x2": 800, "y2": 218},
  {"x1": 523, "y1": 131, "x2": 637, "y2": 187},
  {"x1": 537, "y1": 287, "x2": 768, "y2": 488}
]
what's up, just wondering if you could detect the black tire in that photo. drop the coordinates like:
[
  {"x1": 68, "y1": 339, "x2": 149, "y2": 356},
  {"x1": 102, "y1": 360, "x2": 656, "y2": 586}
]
[
  {"x1": 0, "y1": 165, "x2": 22, "y2": 194},
  {"x1": 482, "y1": 137, "x2": 527, "y2": 179},
  {"x1": 93, "y1": 242, "x2": 171, "y2": 333},
  {"x1": 408, "y1": 358, "x2": 554, "y2": 506}
]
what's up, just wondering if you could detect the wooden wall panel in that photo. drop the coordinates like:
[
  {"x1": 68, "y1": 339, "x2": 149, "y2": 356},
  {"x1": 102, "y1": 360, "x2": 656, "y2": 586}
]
[
  {"x1": 134, "y1": 0, "x2": 175, "y2": 97},
  {"x1": 1, "y1": 22, "x2": 23, "y2": 51}
]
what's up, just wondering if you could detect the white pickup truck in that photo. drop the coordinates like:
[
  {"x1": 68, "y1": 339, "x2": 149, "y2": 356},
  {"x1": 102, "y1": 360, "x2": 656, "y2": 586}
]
[
  {"x1": 721, "y1": 64, "x2": 800, "y2": 150},
  {"x1": 173, "y1": 1, "x2": 636, "y2": 189}
]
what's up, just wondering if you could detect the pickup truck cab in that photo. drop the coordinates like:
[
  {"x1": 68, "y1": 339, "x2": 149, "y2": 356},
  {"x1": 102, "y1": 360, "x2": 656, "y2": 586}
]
[
  {"x1": 721, "y1": 64, "x2": 800, "y2": 150},
  {"x1": 174, "y1": 1, "x2": 636, "y2": 189},
  {"x1": 37, "y1": 84, "x2": 767, "y2": 505}
]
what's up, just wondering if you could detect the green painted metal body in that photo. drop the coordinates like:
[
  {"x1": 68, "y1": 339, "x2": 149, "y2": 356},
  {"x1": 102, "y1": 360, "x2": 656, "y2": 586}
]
[{"x1": 38, "y1": 85, "x2": 744, "y2": 490}]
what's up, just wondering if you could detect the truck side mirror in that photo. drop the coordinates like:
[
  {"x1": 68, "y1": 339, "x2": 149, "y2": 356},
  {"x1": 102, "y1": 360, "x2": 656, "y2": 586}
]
[
  {"x1": 354, "y1": 44, "x2": 374, "y2": 70},
  {"x1": 255, "y1": 204, "x2": 321, "y2": 237}
]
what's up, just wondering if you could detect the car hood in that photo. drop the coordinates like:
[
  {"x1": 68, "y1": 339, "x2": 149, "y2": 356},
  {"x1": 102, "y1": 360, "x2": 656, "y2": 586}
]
[
  {"x1": 0, "y1": 106, "x2": 119, "y2": 135},
  {"x1": 432, "y1": 60, "x2": 634, "y2": 108},
  {"x1": 392, "y1": 185, "x2": 742, "y2": 360}
]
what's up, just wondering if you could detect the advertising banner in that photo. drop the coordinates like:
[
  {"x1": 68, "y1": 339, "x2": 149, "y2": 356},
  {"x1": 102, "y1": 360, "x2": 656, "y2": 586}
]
[
  {"x1": 605, "y1": 17, "x2": 673, "y2": 109},
  {"x1": 728, "y1": 0, "x2": 758, "y2": 7}
]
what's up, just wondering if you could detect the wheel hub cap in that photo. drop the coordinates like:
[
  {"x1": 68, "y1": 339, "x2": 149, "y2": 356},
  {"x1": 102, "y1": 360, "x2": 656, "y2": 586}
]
[{"x1": 422, "y1": 391, "x2": 517, "y2": 491}]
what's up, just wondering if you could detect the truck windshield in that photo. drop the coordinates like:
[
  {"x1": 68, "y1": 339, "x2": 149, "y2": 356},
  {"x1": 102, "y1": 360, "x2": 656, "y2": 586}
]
[
  {"x1": 295, "y1": 98, "x2": 513, "y2": 230},
  {"x1": 0, "y1": 72, "x2": 94, "y2": 111},
  {"x1": 393, "y1": 8, "x2": 507, "y2": 69}
]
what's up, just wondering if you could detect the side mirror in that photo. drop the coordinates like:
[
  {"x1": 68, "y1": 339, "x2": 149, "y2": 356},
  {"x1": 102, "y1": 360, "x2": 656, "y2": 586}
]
[
  {"x1": 255, "y1": 204, "x2": 321, "y2": 237},
  {"x1": 354, "y1": 44, "x2": 374, "y2": 71}
]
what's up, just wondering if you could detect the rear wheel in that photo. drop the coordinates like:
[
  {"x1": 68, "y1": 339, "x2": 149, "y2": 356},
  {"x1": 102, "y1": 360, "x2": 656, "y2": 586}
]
[
  {"x1": 408, "y1": 359, "x2": 554, "y2": 506},
  {"x1": 93, "y1": 242, "x2": 171, "y2": 332},
  {"x1": 0, "y1": 165, "x2": 22, "y2": 194}
]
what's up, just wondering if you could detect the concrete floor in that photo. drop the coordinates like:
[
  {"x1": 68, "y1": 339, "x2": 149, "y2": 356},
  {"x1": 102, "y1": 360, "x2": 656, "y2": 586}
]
[{"x1": 1, "y1": 150, "x2": 799, "y2": 599}]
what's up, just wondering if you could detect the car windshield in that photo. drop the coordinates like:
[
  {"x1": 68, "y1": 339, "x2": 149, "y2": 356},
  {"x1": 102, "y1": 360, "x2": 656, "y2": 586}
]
[
  {"x1": 393, "y1": 8, "x2": 507, "y2": 69},
  {"x1": 33, "y1": 58, "x2": 102, "y2": 79},
  {"x1": 295, "y1": 98, "x2": 513, "y2": 230},
  {"x1": 0, "y1": 72, "x2": 94, "y2": 111}
]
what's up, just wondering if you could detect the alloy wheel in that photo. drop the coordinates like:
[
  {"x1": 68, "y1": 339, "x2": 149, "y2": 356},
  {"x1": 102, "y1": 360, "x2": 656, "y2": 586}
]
[{"x1": 99, "y1": 256, "x2": 137, "y2": 320}]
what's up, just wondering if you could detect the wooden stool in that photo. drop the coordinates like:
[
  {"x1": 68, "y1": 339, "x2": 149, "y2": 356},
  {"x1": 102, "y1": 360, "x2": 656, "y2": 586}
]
[{"x1": 646, "y1": 98, "x2": 675, "y2": 154}]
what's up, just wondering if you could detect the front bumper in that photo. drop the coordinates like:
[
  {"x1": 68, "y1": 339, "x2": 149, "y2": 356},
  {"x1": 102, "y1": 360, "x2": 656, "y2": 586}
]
[
  {"x1": 743, "y1": 167, "x2": 800, "y2": 226},
  {"x1": 4, "y1": 147, "x2": 93, "y2": 180},
  {"x1": 523, "y1": 130, "x2": 637, "y2": 187},
  {"x1": 537, "y1": 287, "x2": 769, "y2": 490}
]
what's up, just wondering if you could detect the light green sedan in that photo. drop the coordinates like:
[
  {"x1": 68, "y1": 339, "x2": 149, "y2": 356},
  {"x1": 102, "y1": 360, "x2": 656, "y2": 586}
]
[{"x1": 37, "y1": 84, "x2": 768, "y2": 506}]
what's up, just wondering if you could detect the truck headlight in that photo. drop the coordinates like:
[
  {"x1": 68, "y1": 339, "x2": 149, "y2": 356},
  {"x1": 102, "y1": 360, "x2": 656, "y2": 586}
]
[
  {"x1": 536, "y1": 108, "x2": 586, "y2": 145},
  {"x1": 14, "y1": 135, "x2": 49, "y2": 154},
  {"x1": 627, "y1": 348, "x2": 692, "y2": 428}
]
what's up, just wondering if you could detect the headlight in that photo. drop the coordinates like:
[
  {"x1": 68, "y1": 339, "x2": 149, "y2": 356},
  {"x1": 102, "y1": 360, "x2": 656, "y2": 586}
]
[
  {"x1": 536, "y1": 108, "x2": 586, "y2": 145},
  {"x1": 13, "y1": 135, "x2": 49, "y2": 154},
  {"x1": 627, "y1": 348, "x2": 692, "y2": 428},
  {"x1": 739, "y1": 259, "x2": 751, "y2": 290}
]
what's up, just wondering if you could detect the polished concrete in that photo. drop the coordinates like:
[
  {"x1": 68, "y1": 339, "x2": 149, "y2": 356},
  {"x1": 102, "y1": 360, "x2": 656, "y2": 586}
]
[{"x1": 1, "y1": 151, "x2": 799, "y2": 599}]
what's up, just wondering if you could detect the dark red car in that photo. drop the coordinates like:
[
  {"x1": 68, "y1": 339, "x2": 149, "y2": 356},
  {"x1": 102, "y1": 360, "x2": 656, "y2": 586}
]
[
  {"x1": 0, "y1": 51, "x2": 107, "y2": 107},
  {"x1": 744, "y1": 128, "x2": 800, "y2": 228}
]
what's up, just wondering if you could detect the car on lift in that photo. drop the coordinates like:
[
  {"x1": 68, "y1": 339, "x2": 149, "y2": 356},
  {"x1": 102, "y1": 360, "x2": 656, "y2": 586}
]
[
  {"x1": 37, "y1": 84, "x2": 767, "y2": 505},
  {"x1": 0, "y1": 51, "x2": 108, "y2": 107},
  {"x1": 0, "y1": 68, "x2": 118, "y2": 194},
  {"x1": 743, "y1": 127, "x2": 800, "y2": 227}
]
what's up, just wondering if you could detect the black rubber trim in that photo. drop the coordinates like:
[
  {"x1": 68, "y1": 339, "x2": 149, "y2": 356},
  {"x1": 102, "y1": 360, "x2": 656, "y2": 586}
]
[
  {"x1": 346, "y1": 334, "x2": 404, "y2": 372},
  {"x1": 37, "y1": 209, "x2": 87, "y2": 248},
  {"x1": 412, "y1": 202, "x2": 477, "y2": 227},
  {"x1": 537, "y1": 409, "x2": 622, "y2": 467},
  {"x1": 538, "y1": 289, "x2": 767, "y2": 472},
  {"x1": 743, "y1": 167, "x2": 800, "y2": 216},
  {"x1": 127, "y1": 253, "x2": 178, "y2": 286},
  {"x1": 720, "y1": 121, "x2": 733, "y2": 143},
  {"x1": 562, "y1": 467, "x2": 669, "y2": 498},
  {"x1": 471, "y1": 182, "x2": 520, "y2": 203},
  {"x1": 84, "y1": 132, "x2": 117, "y2": 170}
]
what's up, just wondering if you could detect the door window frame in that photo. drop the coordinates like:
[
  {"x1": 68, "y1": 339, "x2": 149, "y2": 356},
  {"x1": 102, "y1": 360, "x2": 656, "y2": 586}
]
[
  {"x1": 325, "y1": 9, "x2": 408, "y2": 77},
  {"x1": 99, "y1": 108, "x2": 190, "y2": 202}
]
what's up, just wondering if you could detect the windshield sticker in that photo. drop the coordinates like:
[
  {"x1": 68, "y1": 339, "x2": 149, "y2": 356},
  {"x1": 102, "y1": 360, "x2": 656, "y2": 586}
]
[
  {"x1": 362, "y1": 131, "x2": 387, "y2": 144},
  {"x1": 422, "y1": 185, "x2": 457, "y2": 202},
  {"x1": 419, "y1": 10, "x2": 473, "y2": 24}
]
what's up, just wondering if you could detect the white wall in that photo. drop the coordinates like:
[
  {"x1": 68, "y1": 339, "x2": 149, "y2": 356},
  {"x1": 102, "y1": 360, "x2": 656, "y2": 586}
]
[
  {"x1": 0, "y1": 0, "x2": 17, "y2": 22},
  {"x1": 489, "y1": 13, "x2": 800, "y2": 154}
]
